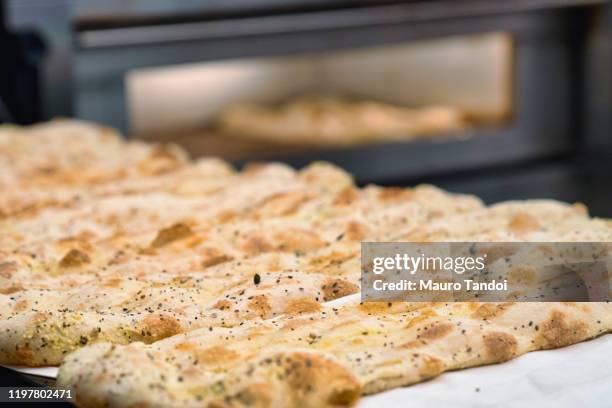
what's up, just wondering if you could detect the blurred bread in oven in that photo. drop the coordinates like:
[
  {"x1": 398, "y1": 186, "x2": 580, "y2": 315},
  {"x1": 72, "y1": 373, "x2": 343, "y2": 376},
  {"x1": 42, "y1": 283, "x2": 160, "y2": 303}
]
[{"x1": 218, "y1": 95, "x2": 467, "y2": 147}]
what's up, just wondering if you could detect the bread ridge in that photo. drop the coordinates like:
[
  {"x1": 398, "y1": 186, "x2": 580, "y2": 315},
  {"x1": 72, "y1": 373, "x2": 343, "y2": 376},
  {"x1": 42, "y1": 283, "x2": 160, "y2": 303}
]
[{"x1": 57, "y1": 301, "x2": 612, "y2": 407}]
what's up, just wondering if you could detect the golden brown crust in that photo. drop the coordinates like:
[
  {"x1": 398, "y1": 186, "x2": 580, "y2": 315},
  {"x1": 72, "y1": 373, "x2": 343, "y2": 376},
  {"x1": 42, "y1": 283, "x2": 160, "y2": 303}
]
[
  {"x1": 483, "y1": 332, "x2": 518, "y2": 362},
  {"x1": 150, "y1": 223, "x2": 194, "y2": 248},
  {"x1": 507, "y1": 213, "x2": 540, "y2": 233},
  {"x1": 535, "y1": 309, "x2": 590, "y2": 349},
  {"x1": 321, "y1": 279, "x2": 359, "y2": 302},
  {"x1": 58, "y1": 248, "x2": 91, "y2": 268}
]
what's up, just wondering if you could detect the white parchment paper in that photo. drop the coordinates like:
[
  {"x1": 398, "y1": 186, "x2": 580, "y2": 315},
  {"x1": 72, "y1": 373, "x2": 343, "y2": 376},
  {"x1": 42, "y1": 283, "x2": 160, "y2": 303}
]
[{"x1": 359, "y1": 334, "x2": 612, "y2": 407}]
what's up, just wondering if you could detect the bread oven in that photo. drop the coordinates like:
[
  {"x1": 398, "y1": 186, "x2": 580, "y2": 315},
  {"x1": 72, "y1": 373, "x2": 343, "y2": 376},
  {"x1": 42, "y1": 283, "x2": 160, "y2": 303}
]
[
  {"x1": 2, "y1": 0, "x2": 610, "y2": 209},
  {"x1": 126, "y1": 32, "x2": 512, "y2": 150}
]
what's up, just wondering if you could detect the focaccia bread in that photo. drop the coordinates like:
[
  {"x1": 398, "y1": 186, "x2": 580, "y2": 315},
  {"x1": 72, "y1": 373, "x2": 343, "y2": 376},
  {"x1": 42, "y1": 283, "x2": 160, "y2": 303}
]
[
  {"x1": 0, "y1": 161, "x2": 349, "y2": 249},
  {"x1": 0, "y1": 271, "x2": 358, "y2": 366},
  {"x1": 218, "y1": 95, "x2": 466, "y2": 147},
  {"x1": 0, "y1": 157, "x2": 233, "y2": 218},
  {"x1": 2, "y1": 195, "x2": 608, "y2": 366},
  {"x1": 1, "y1": 120, "x2": 610, "y2": 408},
  {"x1": 0, "y1": 182, "x2": 484, "y2": 365},
  {"x1": 0, "y1": 152, "x2": 481, "y2": 296},
  {"x1": 0, "y1": 182, "x2": 481, "y2": 292},
  {"x1": 0, "y1": 120, "x2": 187, "y2": 190},
  {"x1": 57, "y1": 299, "x2": 612, "y2": 408}
]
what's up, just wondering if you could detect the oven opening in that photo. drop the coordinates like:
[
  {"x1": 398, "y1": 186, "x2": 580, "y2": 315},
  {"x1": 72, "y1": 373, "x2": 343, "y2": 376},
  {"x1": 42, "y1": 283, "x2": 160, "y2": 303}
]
[{"x1": 127, "y1": 32, "x2": 513, "y2": 160}]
